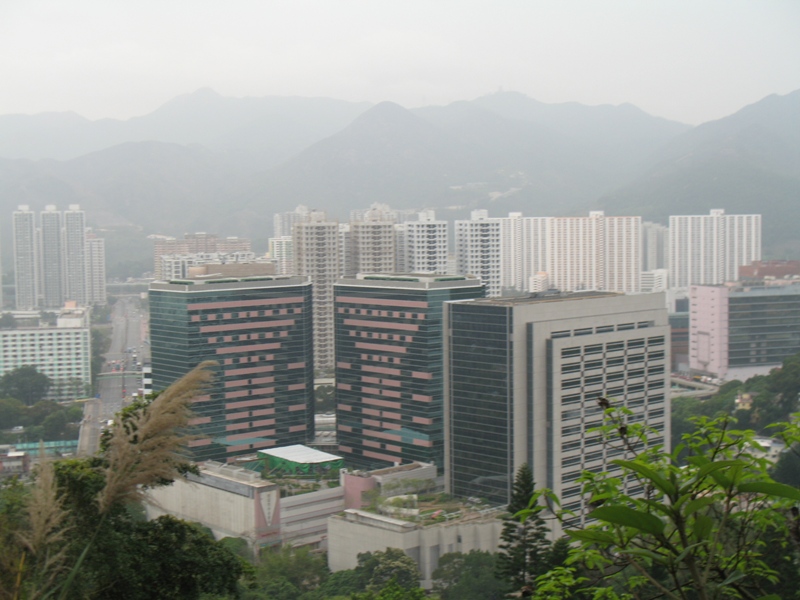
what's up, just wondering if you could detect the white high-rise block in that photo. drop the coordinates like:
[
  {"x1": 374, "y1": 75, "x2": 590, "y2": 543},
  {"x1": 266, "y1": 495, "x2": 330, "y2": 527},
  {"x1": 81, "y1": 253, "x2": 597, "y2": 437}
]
[{"x1": 669, "y1": 210, "x2": 761, "y2": 288}]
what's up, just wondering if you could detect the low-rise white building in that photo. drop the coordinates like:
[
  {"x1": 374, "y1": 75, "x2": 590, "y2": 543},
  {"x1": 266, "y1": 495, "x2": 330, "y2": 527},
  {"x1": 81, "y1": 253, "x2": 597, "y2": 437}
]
[
  {"x1": 145, "y1": 460, "x2": 345, "y2": 550},
  {"x1": 327, "y1": 508, "x2": 503, "y2": 589},
  {"x1": 0, "y1": 307, "x2": 91, "y2": 401}
]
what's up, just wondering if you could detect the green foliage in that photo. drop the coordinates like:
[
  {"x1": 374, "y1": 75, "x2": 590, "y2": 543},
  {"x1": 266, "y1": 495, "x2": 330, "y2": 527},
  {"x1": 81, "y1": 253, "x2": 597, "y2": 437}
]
[
  {"x1": 0, "y1": 397, "x2": 25, "y2": 429},
  {"x1": 0, "y1": 363, "x2": 242, "y2": 599},
  {"x1": 497, "y1": 463, "x2": 554, "y2": 591},
  {"x1": 358, "y1": 548, "x2": 421, "y2": 592},
  {"x1": 432, "y1": 550, "x2": 508, "y2": 600},
  {"x1": 253, "y1": 545, "x2": 329, "y2": 596},
  {"x1": 0, "y1": 365, "x2": 52, "y2": 405},
  {"x1": 672, "y1": 353, "x2": 800, "y2": 452},
  {"x1": 314, "y1": 384, "x2": 335, "y2": 413},
  {"x1": 310, "y1": 568, "x2": 364, "y2": 599},
  {"x1": 523, "y1": 406, "x2": 800, "y2": 600}
]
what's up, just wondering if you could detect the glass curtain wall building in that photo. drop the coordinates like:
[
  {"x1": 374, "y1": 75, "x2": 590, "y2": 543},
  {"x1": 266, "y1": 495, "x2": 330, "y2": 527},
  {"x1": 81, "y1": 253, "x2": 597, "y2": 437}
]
[
  {"x1": 334, "y1": 274, "x2": 484, "y2": 470},
  {"x1": 445, "y1": 292, "x2": 670, "y2": 529},
  {"x1": 149, "y1": 276, "x2": 314, "y2": 463}
]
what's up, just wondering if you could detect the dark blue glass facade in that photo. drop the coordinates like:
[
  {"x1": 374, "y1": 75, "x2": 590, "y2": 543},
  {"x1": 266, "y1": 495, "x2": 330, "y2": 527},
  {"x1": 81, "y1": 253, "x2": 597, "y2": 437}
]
[
  {"x1": 334, "y1": 278, "x2": 484, "y2": 470},
  {"x1": 149, "y1": 278, "x2": 314, "y2": 462}
]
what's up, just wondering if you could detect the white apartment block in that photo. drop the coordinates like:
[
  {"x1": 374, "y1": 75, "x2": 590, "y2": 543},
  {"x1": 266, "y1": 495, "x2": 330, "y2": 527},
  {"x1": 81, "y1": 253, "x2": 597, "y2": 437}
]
[
  {"x1": 0, "y1": 307, "x2": 92, "y2": 401},
  {"x1": 547, "y1": 212, "x2": 641, "y2": 294},
  {"x1": 499, "y1": 213, "x2": 549, "y2": 292},
  {"x1": 13, "y1": 205, "x2": 106, "y2": 309},
  {"x1": 351, "y1": 221, "x2": 396, "y2": 275},
  {"x1": 64, "y1": 205, "x2": 87, "y2": 306},
  {"x1": 669, "y1": 210, "x2": 761, "y2": 289},
  {"x1": 294, "y1": 211, "x2": 341, "y2": 371},
  {"x1": 274, "y1": 205, "x2": 310, "y2": 238},
  {"x1": 39, "y1": 206, "x2": 64, "y2": 309},
  {"x1": 455, "y1": 210, "x2": 503, "y2": 297},
  {"x1": 402, "y1": 211, "x2": 448, "y2": 274},
  {"x1": 85, "y1": 234, "x2": 107, "y2": 306},
  {"x1": 269, "y1": 236, "x2": 294, "y2": 275},
  {"x1": 13, "y1": 206, "x2": 38, "y2": 310}
]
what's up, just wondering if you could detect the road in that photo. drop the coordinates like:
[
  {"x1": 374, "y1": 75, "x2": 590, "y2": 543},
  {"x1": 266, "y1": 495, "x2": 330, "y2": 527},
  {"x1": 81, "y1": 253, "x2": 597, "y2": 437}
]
[{"x1": 77, "y1": 296, "x2": 150, "y2": 457}]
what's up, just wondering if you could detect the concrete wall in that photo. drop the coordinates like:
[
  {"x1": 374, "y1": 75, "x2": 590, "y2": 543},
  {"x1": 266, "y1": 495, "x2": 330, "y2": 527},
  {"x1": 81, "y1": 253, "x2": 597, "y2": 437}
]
[
  {"x1": 279, "y1": 486, "x2": 344, "y2": 549},
  {"x1": 328, "y1": 509, "x2": 503, "y2": 589}
]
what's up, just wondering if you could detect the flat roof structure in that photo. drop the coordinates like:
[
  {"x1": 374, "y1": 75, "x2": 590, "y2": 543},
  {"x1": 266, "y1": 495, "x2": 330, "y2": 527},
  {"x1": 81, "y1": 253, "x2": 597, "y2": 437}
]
[{"x1": 259, "y1": 444, "x2": 342, "y2": 464}]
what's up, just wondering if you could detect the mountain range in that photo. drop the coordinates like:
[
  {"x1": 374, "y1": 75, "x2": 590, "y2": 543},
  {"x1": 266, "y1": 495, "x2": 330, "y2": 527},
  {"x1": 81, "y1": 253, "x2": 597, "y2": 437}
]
[{"x1": 0, "y1": 87, "x2": 798, "y2": 274}]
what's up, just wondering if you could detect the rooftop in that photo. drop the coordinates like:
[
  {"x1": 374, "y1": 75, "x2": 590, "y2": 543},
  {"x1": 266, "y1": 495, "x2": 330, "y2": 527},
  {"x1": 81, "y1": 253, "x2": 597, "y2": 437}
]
[
  {"x1": 466, "y1": 290, "x2": 618, "y2": 306},
  {"x1": 259, "y1": 444, "x2": 342, "y2": 464}
]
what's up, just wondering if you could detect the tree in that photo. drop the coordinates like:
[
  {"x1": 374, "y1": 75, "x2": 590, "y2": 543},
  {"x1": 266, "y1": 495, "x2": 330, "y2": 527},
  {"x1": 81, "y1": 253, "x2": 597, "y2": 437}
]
[
  {"x1": 252, "y1": 544, "x2": 329, "y2": 597},
  {"x1": 0, "y1": 398, "x2": 25, "y2": 429},
  {"x1": 0, "y1": 365, "x2": 52, "y2": 405},
  {"x1": 432, "y1": 550, "x2": 508, "y2": 600},
  {"x1": 523, "y1": 406, "x2": 800, "y2": 600},
  {"x1": 356, "y1": 548, "x2": 421, "y2": 592},
  {"x1": 497, "y1": 463, "x2": 552, "y2": 591},
  {"x1": 0, "y1": 361, "x2": 246, "y2": 600}
]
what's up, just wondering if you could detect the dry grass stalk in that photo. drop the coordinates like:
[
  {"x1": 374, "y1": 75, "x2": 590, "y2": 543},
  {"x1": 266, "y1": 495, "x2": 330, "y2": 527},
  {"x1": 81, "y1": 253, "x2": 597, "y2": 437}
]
[
  {"x1": 97, "y1": 361, "x2": 216, "y2": 514},
  {"x1": 16, "y1": 443, "x2": 71, "y2": 599}
]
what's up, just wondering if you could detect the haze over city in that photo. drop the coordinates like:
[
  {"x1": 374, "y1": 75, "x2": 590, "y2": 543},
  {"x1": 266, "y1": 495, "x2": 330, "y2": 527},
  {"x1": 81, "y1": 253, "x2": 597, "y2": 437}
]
[{"x1": 2, "y1": 0, "x2": 799, "y2": 124}]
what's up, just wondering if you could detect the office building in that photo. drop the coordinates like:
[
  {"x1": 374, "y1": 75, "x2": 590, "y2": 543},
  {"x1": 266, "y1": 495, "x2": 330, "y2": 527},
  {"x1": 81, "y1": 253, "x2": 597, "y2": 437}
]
[
  {"x1": 149, "y1": 276, "x2": 314, "y2": 462},
  {"x1": 63, "y1": 205, "x2": 87, "y2": 305},
  {"x1": 39, "y1": 206, "x2": 64, "y2": 309},
  {"x1": 445, "y1": 292, "x2": 669, "y2": 528},
  {"x1": 690, "y1": 283, "x2": 800, "y2": 381},
  {"x1": 455, "y1": 210, "x2": 502, "y2": 297},
  {"x1": 334, "y1": 274, "x2": 484, "y2": 469},
  {"x1": 0, "y1": 306, "x2": 92, "y2": 401},
  {"x1": 669, "y1": 210, "x2": 761, "y2": 289},
  {"x1": 13, "y1": 206, "x2": 38, "y2": 310}
]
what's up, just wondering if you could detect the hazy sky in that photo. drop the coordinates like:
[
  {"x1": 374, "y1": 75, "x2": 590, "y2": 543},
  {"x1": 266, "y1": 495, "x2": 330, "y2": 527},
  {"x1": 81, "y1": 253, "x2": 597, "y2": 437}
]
[{"x1": 1, "y1": 0, "x2": 798, "y2": 124}]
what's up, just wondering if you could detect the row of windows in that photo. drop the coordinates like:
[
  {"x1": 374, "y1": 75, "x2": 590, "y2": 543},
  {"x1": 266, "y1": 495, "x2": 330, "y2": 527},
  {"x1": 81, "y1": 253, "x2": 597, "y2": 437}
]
[
  {"x1": 552, "y1": 322, "x2": 657, "y2": 339},
  {"x1": 561, "y1": 336, "x2": 665, "y2": 357}
]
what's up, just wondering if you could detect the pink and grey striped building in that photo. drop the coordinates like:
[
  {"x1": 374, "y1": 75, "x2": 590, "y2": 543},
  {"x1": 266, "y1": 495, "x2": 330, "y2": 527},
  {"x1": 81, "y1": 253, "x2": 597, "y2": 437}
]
[
  {"x1": 334, "y1": 274, "x2": 484, "y2": 470},
  {"x1": 149, "y1": 276, "x2": 314, "y2": 463}
]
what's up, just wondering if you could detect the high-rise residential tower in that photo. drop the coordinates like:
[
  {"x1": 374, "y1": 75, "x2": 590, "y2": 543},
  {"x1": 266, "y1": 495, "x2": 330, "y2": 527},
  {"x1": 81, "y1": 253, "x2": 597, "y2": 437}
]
[
  {"x1": 85, "y1": 234, "x2": 107, "y2": 306},
  {"x1": 13, "y1": 205, "x2": 38, "y2": 310},
  {"x1": 63, "y1": 205, "x2": 87, "y2": 305},
  {"x1": 402, "y1": 211, "x2": 449, "y2": 274},
  {"x1": 350, "y1": 206, "x2": 397, "y2": 276},
  {"x1": 546, "y1": 212, "x2": 641, "y2": 294},
  {"x1": 293, "y1": 211, "x2": 340, "y2": 371},
  {"x1": 149, "y1": 276, "x2": 314, "y2": 463},
  {"x1": 445, "y1": 292, "x2": 669, "y2": 529},
  {"x1": 39, "y1": 205, "x2": 64, "y2": 309},
  {"x1": 455, "y1": 210, "x2": 502, "y2": 297},
  {"x1": 334, "y1": 273, "x2": 484, "y2": 470},
  {"x1": 669, "y1": 210, "x2": 761, "y2": 289}
]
